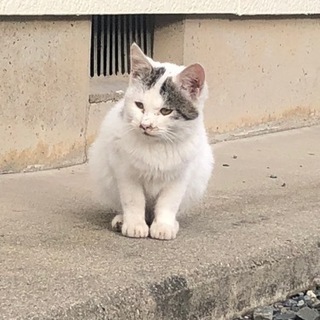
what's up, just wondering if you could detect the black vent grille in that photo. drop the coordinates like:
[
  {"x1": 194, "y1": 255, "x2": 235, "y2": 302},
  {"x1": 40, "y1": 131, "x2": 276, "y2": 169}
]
[{"x1": 90, "y1": 15, "x2": 154, "y2": 77}]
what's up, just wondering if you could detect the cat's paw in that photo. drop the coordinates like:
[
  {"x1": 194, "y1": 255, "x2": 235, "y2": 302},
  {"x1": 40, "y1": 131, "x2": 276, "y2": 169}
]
[
  {"x1": 111, "y1": 214, "x2": 123, "y2": 232},
  {"x1": 122, "y1": 221, "x2": 149, "y2": 238},
  {"x1": 150, "y1": 221, "x2": 179, "y2": 240}
]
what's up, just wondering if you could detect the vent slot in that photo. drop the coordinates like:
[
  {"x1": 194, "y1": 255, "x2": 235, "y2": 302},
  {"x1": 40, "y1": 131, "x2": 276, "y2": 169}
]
[{"x1": 90, "y1": 15, "x2": 154, "y2": 77}]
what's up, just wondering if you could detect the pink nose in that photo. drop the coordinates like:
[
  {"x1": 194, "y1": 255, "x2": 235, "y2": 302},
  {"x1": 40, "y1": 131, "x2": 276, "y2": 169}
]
[{"x1": 140, "y1": 123, "x2": 151, "y2": 131}]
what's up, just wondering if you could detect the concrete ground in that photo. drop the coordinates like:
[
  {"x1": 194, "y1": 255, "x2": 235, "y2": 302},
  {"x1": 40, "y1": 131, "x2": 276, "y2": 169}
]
[{"x1": 1, "y1": 126, "x2": 320, "y2": 320}]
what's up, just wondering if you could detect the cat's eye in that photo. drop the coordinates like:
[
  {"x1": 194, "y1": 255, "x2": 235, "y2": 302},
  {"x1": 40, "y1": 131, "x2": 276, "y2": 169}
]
[
  {"x1": 160, "y1": 108, "x2": 173, "y2": 116},
  {"x1": 135, "y1": 101, "x2": 144, "y2": 110}
]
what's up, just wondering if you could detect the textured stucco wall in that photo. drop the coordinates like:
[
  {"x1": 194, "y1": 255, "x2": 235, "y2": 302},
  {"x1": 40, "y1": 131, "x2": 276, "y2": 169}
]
[
  {"x1": 2, "y1": 14, "x2": 320, "y2": 173},
  {"x1": 0, "y1": 17, "x2": 90, "y2": 173},
  {"x1": 182, "y1": 17, "x2": 320, "y2": 134},
  {"x1": 153, "y1": 16, "x2": 185, "y2": 65},
  {"x1": 1, "y1": 0, "x2": 320, "y2": 15}
]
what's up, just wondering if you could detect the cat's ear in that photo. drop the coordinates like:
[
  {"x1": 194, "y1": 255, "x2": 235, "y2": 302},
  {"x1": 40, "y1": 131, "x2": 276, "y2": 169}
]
[
  {"x1": 176, "y1": 63, "x2": 205, "y2": 100},
  {"x1": 130, "y1": 43, "x2": 152, "y2": 80}
]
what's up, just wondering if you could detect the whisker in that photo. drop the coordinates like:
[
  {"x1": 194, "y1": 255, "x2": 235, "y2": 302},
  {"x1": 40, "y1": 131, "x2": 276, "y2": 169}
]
[
  {"x1": 122, "y1": 126, "x2": 136, "y2": 136},
  {"x1": 158, "y1": 129, "x2": 176, "y2": 144},
  {"x1": 163, "y1": 134, "x2": 174, "y2": 144}
]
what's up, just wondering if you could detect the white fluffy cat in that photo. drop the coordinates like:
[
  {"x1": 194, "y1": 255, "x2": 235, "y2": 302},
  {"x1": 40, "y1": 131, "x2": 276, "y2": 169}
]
[{"x1": 89, "y1": 43, "x2": 213, "y2": 240}]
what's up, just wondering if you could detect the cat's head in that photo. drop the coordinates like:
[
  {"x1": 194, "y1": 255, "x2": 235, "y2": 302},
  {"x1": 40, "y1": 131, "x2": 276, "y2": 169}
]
[{"x1": 123, "y1": 43, "x2": 208, "y2": 142}]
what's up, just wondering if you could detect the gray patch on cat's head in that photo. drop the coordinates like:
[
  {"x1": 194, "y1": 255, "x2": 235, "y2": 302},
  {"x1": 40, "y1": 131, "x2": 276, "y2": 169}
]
[
  {"x1": 133, "y1": 67, "x2": 166, "y2": 90},
  {"x1": 145, "y1": 67, "x2": 166, "y2": 89},
  {"x1": 160, "y1": 77, "x2": 199, "y2": 121}
]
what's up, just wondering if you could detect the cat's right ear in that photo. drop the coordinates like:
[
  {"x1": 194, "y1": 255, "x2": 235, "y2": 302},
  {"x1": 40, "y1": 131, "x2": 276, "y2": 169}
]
[
  {"x1": 130, "y1": 43, "x2": 152, "y2": 80},
  {"x1": 176, "y1": 63, "x2": 205, "y2": 100}
]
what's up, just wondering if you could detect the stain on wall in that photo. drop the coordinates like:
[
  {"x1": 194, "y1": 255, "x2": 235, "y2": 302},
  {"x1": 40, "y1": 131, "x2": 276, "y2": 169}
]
[{"x1": 0, "y1": 17, "x2": 90, "y2": 173}]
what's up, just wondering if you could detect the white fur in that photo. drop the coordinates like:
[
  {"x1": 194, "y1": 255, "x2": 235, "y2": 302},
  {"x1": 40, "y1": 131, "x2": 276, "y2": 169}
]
[{"x1": 89, "y1": 56, "x2": 214, "y2": 240}]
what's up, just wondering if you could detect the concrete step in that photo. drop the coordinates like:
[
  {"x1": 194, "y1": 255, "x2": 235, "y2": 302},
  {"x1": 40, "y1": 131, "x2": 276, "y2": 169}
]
[{"x1": 1, "y1": 126, "x2": 320, "y2": 320}]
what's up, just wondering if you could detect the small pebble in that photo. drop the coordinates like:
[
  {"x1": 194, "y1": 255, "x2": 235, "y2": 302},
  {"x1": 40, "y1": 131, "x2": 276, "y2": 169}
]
[
  {"x1": 307, "y1": 290, "x2": 317, "y2": 300},
  {"x1": 274, "y1": 312, "x2": 296, "y2": 320},
  {"x1": 311, "y1": 299, "x2": 320, "y2": 309},
  {"x1": 284, "y1": 299, "x2": 298, "y2": 307},
  {"x1": 297, "y1": 300, "x2": 305, "y2": 307},
  {"x1": 296, "y1": 306, "x2": 320, "y2": 320},
  {"x1": 274, "y1": 302, "x2": 284, "y2": 309},
  {"x1": 281, "y1": 183, "x2": 286, "y2": 187},
  {"x1": 270, "y1": 174, "x2": 277, "y2": 179},
  {"x1": 233, "y1": 155, "x2": 238, "y2": 159},
  {"x1": 292, "y1": 305, "x2": 300, "y2": 312},
  {"x1": 223, "y1": 163, "x2": 230, "y2": 167},
  {"x1": 305, "y1": 296, "x2": 313, "y2": 307}
]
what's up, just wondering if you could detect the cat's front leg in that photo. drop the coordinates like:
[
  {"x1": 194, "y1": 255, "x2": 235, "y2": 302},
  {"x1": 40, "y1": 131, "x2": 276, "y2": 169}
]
[
  {"x1": 150, "y1": 177, "x2": 187, "y2": 240},
  {"x1": 117, "y1": 176, "x2": 149, "y2": 238}
]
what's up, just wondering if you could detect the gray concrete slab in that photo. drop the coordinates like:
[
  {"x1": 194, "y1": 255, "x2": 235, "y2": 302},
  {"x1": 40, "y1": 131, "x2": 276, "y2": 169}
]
[{"x1": 1, "y1": 126, "x2": 320, "y2": 320}]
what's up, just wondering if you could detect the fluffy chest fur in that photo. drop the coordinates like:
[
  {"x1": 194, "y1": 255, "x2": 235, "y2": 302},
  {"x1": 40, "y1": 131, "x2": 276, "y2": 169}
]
[{"x1": 109, "y1": 104, "x2": 200, "y2": 182}]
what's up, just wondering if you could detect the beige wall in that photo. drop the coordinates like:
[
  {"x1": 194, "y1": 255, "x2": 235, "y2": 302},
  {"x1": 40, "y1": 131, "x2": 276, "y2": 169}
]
[
  {"x1": 0, "y1": 17, "x2": 90, "y2": 173},
  {"x1": 154, "y1": 16, "x2": 185, "y2": 66},
  {"x1": 2, "y1": 15, "x2": 320, "y2": 173},
  {"x1": 155, "y1": 16, "x2": 320, "y2": 134},
  {"x1": 1, "y1": 0, "x2": 320, "y2": 15}
]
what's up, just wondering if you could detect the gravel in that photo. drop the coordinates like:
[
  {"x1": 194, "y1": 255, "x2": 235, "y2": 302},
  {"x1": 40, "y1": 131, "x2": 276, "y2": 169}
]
[{"x1": 234, "y1": 287, "x2": 320, "y2": 320}]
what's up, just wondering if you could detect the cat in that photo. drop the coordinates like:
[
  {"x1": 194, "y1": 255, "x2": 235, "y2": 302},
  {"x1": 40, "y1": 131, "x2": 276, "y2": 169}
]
[{"x1": 89, "y1": 43, "x2": 214, "y2": 240}]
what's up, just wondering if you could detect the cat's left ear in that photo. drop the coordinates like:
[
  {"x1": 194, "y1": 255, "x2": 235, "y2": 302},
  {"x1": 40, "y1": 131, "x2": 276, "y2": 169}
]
[
  {"x1": 176, "y1": 63, "x2": 205, "y2": 100},
  {"x1": 130, "y1": 43, "x2": 152, "y2": 80}
]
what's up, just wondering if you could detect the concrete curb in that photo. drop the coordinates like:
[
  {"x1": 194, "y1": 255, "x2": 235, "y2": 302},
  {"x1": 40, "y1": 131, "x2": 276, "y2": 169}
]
[{"x1": 34, "y1": 242, "x2": 320, "y2": 320}]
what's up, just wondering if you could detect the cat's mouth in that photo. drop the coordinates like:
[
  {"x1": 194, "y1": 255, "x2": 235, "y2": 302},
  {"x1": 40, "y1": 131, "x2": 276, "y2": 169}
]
[
  {"x1": 143, "y1": 131, "x2": 155, "y2": 137},
  {"x1": 140, "y1": 126, "x2": 158, "y2": 137}
]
